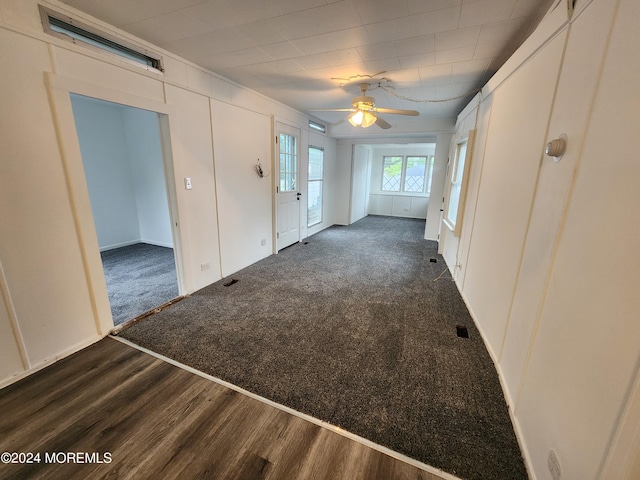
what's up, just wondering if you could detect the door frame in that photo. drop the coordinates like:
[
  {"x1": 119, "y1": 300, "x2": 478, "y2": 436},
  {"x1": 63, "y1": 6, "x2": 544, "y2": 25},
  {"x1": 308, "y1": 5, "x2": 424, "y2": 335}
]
[
  {"x1": 273, "y1": 119, "x2": 303, "y2": 252},
  {"x1": 46, "y1": 73, "x2": 185, "y2": 335}
]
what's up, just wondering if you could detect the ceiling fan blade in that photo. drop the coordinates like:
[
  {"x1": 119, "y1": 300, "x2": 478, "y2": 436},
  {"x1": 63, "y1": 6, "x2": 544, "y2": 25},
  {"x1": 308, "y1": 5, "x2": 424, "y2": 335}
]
[
  {"x1": 374, "y1": 107, "x2": 419, "y2": 116},
  {"x1": 308, "y1": 108, "x2": 355, "y2": 112},
  {"x1": 375, "y1": 115, "x2": 392, "y2": 129}
]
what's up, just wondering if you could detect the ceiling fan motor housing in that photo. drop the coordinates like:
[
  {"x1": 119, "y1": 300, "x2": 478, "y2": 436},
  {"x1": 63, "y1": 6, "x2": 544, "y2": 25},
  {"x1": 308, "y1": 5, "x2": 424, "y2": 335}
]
[{"x1": 352, "y1": 96, "x2": 375, "y2": 110}]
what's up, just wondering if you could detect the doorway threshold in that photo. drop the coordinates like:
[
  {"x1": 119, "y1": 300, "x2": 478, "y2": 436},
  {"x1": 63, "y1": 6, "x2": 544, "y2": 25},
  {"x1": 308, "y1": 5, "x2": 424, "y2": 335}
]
[{"x1": 111, "y1": 295, "x2": 186, "y2": 335}]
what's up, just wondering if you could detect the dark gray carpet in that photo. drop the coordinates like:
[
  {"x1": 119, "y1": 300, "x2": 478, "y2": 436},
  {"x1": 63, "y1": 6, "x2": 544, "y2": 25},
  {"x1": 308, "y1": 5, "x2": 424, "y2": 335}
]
[
  {"x1": 101, "y1": 243, "x2": 179, "y2": 325},
  {"x1": 119, "y1": 216, "x2": 527, "y2": 480}
]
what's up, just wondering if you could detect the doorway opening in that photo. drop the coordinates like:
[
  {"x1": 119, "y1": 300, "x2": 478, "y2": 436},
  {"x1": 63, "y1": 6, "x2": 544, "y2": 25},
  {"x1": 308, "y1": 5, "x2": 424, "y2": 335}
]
[
  {"x1": 70, "y1": 94, "x2": 180, "y2": 325},
  {"x1": 350, "y1": 143, "x2": 436, "y2": 224}
]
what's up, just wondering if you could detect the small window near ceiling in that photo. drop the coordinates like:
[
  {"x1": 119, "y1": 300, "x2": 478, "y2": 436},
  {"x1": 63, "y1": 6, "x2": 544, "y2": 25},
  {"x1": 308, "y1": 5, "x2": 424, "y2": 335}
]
[
  {"x1": 309, "y1": 120, "x2": 326, "y2": 134},
  {"x1": 40, "y1": 6, "x2": 163, "y2": 73}
]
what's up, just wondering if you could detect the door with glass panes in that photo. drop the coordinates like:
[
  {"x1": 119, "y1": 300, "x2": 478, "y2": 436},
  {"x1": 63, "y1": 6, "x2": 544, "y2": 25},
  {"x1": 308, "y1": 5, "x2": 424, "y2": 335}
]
[{"x1": 276, "y1": 123, "x2": 301, "y2": 250}]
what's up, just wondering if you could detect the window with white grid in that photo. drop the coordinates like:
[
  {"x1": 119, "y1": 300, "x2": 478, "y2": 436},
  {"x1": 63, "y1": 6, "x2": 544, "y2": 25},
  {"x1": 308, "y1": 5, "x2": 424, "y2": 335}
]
[{"x1": 382, "y1": 156, "x2": 434, "y2": 195}]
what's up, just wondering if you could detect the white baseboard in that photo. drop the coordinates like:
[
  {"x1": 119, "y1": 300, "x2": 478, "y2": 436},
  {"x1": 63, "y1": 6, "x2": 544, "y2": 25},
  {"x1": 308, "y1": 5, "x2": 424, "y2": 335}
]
[
  {"x1": 140, "y1": 239, "x2": 173, "y2": 249},
  {"x1": 98, "y1": 239, "x2": 174, "y2": 252},
  {"x1": 0, "y1": 334, "x2": 103, "y2": 389},
  {"x1": 99, "y1": 239, "x2": 140, "y2": 252}
]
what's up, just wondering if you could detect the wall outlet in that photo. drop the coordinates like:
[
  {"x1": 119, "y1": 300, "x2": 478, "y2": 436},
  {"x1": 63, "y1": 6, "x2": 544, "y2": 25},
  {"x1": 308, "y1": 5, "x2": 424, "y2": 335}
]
[
  {"x1": 200, "y1": 262, "x2": 210, "y2": 271},
  {"x1": 261, "y1": 239, "x2": 266, "y2": 246},
  {"x1": 548, "y1": 449, "x2": 561, "y2": 480}
]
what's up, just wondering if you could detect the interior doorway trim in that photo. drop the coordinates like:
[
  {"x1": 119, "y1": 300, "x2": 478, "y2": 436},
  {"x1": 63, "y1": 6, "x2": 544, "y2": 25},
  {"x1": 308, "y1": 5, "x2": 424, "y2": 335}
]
[{"x1": 45, "y1": 72, "x2": 184, "y2": 336}]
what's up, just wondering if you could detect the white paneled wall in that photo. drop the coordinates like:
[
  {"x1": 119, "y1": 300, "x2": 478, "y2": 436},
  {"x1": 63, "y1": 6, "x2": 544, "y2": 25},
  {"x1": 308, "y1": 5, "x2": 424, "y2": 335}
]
[
  {"x1": 0, "y1": 262, "x2": 25, "y2": 381},
  {"x1": 210, "y1": 99, "x2": 272, "y2": 277},
  {"x1": 442, "y1": 1, "x2": 640, "y2": 478},
  {"x1": 368, "y1": 195, "x2": 428, "y2": 218},
  {"x1": 461, "y1": 31, "x2": 566, "y2": 352},
  {"x1": 0, "y1": 0, "x2": 335, "y2": 387},
  {"x1": 163, "y1": 84, "x2": 221, "y2": 293},
  {"x1": 0, "y1": 26, "x2": 100, "y2": 373}
]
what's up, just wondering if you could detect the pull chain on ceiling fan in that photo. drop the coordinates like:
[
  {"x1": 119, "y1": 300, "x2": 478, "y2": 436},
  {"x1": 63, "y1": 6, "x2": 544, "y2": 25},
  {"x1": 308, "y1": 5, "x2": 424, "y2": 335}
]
[{"x1": 310, "y1": 83, "x2": 419, "y2": 129}]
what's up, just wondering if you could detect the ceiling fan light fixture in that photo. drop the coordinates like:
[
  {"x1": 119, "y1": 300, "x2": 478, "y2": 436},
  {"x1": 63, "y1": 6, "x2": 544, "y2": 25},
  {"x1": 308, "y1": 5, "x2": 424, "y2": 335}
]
[
  {"x1": 348, "y1": 110, "x2": 364, "y2": 126},
  {"x1": 360, "y1": 110, "x2": 377, "y2": 128},
  {"x1": 348, "y1": 109, "x2": 376, "y2": 128}
]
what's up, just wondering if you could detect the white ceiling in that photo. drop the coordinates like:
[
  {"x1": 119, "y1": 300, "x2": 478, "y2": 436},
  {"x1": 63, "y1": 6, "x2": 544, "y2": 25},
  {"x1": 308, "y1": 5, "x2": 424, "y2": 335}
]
[{"x1": 60, "y1": 0, "x2": 554, "y2": 129}]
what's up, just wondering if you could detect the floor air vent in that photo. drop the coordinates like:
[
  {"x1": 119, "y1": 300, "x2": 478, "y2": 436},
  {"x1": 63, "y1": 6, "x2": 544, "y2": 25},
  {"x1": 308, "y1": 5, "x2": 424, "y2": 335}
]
[
  {"x1": 223, "y1": 279, "x2": 239, "y2": 287},
  {"x1": 456, "y1": 325, "x2": 469, "y2": 338}
]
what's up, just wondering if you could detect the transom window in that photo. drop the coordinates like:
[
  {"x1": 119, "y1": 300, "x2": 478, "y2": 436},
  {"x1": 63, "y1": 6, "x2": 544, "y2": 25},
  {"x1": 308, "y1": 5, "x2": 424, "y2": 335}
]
[
  {"x1": 40, "y1": 6, "x2": 163, "y2": 73},
  {"x1": 382, "y1": 155, "x2": 434, "y2": 195}
]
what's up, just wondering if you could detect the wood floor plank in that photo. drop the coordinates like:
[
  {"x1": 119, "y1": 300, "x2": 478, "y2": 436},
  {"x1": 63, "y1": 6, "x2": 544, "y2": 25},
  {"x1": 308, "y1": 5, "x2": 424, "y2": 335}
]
[{"x1": 0, "y1": 338, "x2": 450, "y2": 480}]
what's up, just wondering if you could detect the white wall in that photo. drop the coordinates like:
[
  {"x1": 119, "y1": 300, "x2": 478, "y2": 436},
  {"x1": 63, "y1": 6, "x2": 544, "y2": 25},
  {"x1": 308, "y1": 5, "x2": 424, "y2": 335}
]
[
  {"x1": 350, "y1": 144, "x2": 371, "y2": 224},
  {"x1": 71, "y1": 95, "x2": 173, "y2": 250},
  {"x1": 441, "y1": 0, "x2": 640, "y2": 478},
  {"x1": 72, "y1": 96, "x2": 142, "y2": 250},
  {"x1": 0, "y1": 0, "x2": 334, "y2": 387},
  {"x1": 124, "y1": 107, "x2": 173, "y2": 248},
  {"x1": 210, "y1": 99, "x2": 272, "y2": 277},
  {"x1": 0, "y1": 22, "x2": 100, "y2": 375},
  {"x1": 463, "y1": 30, "x2": 566, "y2": 352},
  {"x1": 333, "y1": 142, "x2": 354, "y2": 225},
  {"x1": 0, "y1": 261, "x2": 25, "y2": 381}
]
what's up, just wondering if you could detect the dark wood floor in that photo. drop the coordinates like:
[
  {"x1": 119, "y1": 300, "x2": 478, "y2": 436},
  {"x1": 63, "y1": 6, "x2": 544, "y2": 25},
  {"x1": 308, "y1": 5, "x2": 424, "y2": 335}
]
[{"x1": 0, "y1": 338, "x2": 446, "y2": 480}]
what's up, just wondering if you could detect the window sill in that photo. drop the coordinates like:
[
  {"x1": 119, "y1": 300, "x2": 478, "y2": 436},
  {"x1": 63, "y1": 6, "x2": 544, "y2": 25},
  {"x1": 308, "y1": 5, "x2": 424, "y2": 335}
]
[{"x1": 372, "y1": 192, "x2": 429, "y2": 198}]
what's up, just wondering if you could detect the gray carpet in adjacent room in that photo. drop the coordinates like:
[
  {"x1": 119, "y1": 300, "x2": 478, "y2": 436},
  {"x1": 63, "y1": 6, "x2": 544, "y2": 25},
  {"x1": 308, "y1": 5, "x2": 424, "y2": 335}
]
[
  {"x1": 119, "y1": 216, "x2": 527, "y2": 480},
  {"x1": 101, "y1": 243, "x2": 179, "y2": 325}
]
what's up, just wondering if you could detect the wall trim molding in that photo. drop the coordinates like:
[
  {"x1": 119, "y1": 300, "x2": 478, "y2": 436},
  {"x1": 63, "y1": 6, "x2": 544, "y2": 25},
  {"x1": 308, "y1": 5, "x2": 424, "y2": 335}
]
[{"x1": 0, "y1": 335, "x2": 101, "y2": 389}]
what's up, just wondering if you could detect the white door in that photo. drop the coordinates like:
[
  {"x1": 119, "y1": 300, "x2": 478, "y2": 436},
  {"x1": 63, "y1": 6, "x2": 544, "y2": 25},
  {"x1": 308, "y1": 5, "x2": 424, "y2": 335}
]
[{"x1": 276, "y1": 123, "x2": 301, "y2": 250}]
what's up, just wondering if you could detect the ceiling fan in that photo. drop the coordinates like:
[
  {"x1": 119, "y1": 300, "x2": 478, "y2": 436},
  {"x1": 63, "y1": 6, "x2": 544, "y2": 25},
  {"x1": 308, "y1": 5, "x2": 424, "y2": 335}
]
[{"x1": 310, "y1": 83, "x2": 419, "y2": 129}]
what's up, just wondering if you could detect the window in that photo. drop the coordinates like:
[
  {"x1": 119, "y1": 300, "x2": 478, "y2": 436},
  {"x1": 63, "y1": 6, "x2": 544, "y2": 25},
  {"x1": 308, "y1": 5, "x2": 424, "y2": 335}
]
[
  {"x1": 40, "y1": 7, "x2": 163, "y2": 72},
  {"x1": 309, "y1": 120, "x2": 326, "y2": 134},
  {"x1": 279, "y1": 133, "x2": 297, "y2": 192},
  {"x1": 308, "y1": 146, "x2": 324, "y2": 227},
  {"x1": 382, "y1": 156, "x2": 403, "y2": 192},
  {"x1": 382, "y1": 155, "x2": 434, "y2": 195},
  {"x1": 444, "y1": 130, "x2": 476, "y2": 236}
]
